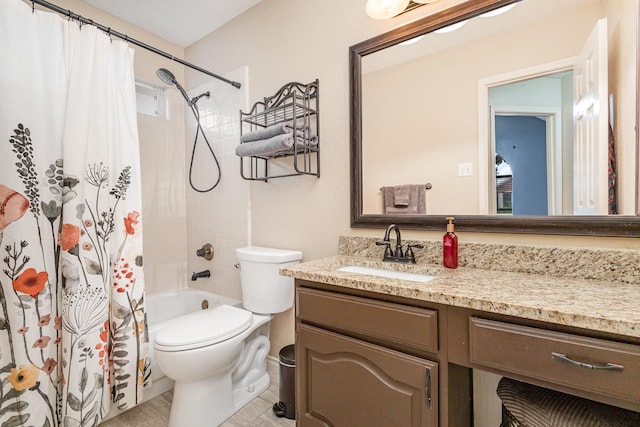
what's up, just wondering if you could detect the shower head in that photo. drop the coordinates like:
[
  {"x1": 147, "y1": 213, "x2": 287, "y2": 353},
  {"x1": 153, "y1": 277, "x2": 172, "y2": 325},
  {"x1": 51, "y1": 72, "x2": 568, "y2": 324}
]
[
  {"x1": 156, "y1": 68, "x2": 191, "y2": 105},
  {"x1": 156, "y1": 68, "x2": 176, "y2": 85}
]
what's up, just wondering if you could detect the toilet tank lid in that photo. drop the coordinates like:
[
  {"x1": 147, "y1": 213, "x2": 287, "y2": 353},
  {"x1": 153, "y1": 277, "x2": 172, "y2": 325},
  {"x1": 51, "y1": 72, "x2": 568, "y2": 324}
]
[{"x1": 236, "y1": 246, "x2": 302, "y2": 263}]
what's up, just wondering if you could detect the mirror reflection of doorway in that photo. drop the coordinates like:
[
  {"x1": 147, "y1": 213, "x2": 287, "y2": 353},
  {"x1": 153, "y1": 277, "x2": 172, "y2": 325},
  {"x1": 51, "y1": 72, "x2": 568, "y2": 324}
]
[
  {"x1": 487, "y1": 69, "x2": 572, "y2": 216},
  {"x1": 495, "y1": 116, "x2": 548, "y2": 215}
]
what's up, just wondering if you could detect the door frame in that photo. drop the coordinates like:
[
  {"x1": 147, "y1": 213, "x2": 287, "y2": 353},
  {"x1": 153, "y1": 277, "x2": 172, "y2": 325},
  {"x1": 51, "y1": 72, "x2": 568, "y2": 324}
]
[{"x1": 478, "y1": 57, "x2": 575, "y2": 214}]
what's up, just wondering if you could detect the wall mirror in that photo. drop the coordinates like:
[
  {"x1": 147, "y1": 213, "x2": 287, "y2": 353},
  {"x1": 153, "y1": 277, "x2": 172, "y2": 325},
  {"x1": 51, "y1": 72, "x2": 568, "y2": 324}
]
[{"x1": 350, "y1": 0, "x2": 640, "y2": 236}]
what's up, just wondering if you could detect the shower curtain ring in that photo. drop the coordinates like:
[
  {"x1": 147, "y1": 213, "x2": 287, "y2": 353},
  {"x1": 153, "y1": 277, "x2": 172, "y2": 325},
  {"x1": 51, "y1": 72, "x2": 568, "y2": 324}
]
[{"x1": 31, "y1": 1, "x2": 34, "y2": 13}]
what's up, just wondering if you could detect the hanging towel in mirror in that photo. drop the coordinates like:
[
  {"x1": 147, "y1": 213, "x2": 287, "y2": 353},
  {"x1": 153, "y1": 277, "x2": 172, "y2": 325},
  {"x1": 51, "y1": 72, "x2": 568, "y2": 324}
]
[
  {"x1": 393, "y1": 184, "x2": 411, "y2": 207},
  {"x1": 382, "y1": 185, "x2": 425, "y2": 214}
]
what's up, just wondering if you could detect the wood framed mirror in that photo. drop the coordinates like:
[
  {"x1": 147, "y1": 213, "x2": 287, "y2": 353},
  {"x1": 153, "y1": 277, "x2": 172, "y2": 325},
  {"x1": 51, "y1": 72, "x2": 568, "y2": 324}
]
[{"x1": 350, "y1": 0, "x2": 640, "y2": 236}]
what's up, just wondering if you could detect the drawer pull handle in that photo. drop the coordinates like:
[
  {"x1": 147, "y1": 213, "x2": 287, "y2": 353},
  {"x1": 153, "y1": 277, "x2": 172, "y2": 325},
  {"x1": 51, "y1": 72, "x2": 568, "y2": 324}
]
[{"x1": 551, "y1": 352, "x2": 624, "y2": 372}]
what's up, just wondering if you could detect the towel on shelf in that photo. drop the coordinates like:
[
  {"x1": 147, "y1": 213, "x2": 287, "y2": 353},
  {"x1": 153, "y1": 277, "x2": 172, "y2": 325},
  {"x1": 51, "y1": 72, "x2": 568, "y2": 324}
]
[
  {"x1": 240, "y1": 121, "x2": 309, "y2": 143},
  {"x1": 382, "y1": 185, "x2": 426, "y2": 214},
  {"x1": 393, "y1": 185, "x2": 411, "y2": 207},
  {"x1": 235, "y1": 132, "x2": 318, "y2": 158}
]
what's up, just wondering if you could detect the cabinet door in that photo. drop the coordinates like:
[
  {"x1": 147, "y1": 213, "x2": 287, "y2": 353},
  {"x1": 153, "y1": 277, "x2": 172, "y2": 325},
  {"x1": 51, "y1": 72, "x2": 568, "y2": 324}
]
[{"x1": 297, "y1": 324, "x2": 438, "y2": 427}]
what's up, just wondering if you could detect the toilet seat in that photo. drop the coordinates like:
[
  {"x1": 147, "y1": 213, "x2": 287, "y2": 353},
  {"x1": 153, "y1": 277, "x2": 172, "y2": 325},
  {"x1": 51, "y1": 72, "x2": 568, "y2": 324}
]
[{"x1": 154, "y1": 305, "x2": 253, "y2": 352}]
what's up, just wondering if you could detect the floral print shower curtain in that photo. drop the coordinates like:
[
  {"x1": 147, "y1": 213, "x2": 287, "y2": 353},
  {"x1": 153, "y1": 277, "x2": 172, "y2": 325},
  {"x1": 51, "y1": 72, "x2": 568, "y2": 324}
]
[{"x1": 0, "y1": 0, "x2": 148, "y2": 426}]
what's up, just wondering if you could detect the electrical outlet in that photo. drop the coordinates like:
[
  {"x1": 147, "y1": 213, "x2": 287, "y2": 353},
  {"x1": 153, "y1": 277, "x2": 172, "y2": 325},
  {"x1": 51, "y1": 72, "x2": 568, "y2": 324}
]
[{"x1": 458, "y1": 163, "x2": 473, "y2": 177}]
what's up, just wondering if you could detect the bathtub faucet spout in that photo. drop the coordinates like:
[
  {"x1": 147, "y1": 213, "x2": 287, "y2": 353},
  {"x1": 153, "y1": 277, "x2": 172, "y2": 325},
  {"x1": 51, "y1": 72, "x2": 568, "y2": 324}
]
[{"x1": 191, "y1": 270, "x2": 211, "y2": 281}]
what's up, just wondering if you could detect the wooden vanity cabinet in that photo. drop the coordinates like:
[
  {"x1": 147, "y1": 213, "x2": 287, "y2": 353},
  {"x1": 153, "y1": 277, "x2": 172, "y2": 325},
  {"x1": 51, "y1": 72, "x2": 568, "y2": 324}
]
[
  {"x1": 295, "y1": 279, "x2": 640, "y2": 425},
  {"x1": 295, "y1": 284, "x2": 443, "y2": 426}
]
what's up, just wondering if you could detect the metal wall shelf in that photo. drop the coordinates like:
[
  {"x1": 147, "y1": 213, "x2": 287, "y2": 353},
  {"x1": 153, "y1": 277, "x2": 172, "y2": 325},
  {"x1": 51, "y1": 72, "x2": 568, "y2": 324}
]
[{"x1": 238, "y1": 80, "x2": 319, "y2": 181}]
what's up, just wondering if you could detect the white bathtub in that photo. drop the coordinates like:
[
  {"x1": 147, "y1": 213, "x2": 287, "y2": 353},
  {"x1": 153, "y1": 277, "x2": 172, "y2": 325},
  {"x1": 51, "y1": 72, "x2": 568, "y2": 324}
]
[{"x1": 104, "y1": 288, "x2": 241, "y2": 420}]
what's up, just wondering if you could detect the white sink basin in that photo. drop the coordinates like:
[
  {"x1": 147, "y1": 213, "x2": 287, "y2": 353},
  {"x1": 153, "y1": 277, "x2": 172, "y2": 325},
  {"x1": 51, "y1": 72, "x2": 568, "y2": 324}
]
[{"x1": 338, "y1": 265, "x2": 435, "y2": 283}]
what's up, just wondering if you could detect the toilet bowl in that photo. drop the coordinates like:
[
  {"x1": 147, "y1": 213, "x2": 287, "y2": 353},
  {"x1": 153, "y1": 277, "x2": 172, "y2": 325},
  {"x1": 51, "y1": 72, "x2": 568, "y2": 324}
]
[{"x1": 154, "y1": 246, "x2": 302, "y2": 427}]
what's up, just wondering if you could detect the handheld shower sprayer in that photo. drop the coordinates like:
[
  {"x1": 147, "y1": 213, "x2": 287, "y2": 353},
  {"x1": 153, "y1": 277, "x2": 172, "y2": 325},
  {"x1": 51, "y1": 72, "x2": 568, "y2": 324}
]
[
  {"x1": 156, "y1": 68, "x2": 190, "y2": 104},
  {"x1": 156, "y1": 68, "x2": 210, "y2": 106},
  {"x1": 156, "y1": 68, "x2": 221, "y2": 192}
]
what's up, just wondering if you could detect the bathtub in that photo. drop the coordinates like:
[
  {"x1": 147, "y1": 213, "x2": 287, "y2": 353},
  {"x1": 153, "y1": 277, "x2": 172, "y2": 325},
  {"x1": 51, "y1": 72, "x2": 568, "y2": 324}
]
[{"x1": 104, "y1": 288, "x2": 241, "y2": 420}]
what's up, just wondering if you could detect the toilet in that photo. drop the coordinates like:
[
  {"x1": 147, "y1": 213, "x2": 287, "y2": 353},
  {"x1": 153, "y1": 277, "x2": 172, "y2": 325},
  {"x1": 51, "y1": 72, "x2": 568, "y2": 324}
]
[{"x1": 154, "y1": 246, "x2": 302, "y2": 427}]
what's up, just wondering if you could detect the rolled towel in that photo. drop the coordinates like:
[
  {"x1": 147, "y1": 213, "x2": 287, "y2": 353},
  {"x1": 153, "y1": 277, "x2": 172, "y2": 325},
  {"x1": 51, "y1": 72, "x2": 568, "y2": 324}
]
[
  {"x1": 235, "y1": 133, "x2": 318, "y2": 157},
  {"x1": 240, "y1": 121, "x2": 309, "y2": 143}
]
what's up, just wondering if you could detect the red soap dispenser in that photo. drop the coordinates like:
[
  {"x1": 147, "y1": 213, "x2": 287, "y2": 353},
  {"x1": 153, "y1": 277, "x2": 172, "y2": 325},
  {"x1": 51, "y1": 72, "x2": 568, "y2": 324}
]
[{"x1": 443, "y1": 217, "x2": 458, "y2": 269}]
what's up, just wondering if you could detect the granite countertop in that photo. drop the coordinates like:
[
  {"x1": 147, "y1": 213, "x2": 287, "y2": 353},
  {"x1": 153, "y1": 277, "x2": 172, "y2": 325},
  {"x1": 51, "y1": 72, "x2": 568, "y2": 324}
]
[{"x1": 281, "y1": 255, "x2": 640, "y2": 339}]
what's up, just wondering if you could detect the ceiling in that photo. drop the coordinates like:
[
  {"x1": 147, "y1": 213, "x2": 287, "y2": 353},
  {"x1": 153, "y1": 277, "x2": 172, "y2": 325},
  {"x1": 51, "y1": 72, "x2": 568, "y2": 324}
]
[{"x1": 82, "y1": 0, "x2": 262, "y2": 47}]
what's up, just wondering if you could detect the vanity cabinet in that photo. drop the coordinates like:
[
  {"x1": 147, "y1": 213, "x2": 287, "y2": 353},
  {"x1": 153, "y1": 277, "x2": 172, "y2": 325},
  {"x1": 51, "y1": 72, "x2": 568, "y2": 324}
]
[
  {"x1": 294, "y1": 278, "x2": 640, "y2": 425},
  {"x1": 296, "y1": 286, "x2": 440, "y2": 426}
]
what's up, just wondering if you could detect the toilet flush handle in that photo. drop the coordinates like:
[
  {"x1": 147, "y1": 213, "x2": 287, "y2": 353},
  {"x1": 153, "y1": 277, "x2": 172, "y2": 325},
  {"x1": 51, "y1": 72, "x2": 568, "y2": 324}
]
[{"x1": 234, "y1": 263, "x2": 240, "y2": 269}]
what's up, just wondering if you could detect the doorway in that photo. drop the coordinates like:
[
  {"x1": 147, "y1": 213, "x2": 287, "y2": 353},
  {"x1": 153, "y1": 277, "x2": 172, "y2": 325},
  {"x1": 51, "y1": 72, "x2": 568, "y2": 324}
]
[
  {"x1": 494, "y1": 115, "x2": 549, "y2": 215},
  {"x1": 479, "y1": 64, "x2": 574, "y2": 215}
]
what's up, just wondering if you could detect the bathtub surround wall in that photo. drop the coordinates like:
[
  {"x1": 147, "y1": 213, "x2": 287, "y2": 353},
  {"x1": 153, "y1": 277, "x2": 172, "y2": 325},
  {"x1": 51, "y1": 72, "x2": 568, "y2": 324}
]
[
  {"x1": 138, "y1": 90, "x2": 188, "y2": 295},
  {"x1": 185, "y1": 68, "x2": 250, "y2": 301}
]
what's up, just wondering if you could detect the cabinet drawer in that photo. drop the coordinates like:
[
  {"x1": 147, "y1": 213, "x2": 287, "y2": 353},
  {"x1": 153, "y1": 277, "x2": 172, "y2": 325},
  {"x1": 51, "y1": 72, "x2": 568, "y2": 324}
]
[
  {"x1": 469, "y1": 318, "x2": 640, "y2": 403},
  {"x1": 297, "y1": 287, "x2": 438, "y2": 353}
]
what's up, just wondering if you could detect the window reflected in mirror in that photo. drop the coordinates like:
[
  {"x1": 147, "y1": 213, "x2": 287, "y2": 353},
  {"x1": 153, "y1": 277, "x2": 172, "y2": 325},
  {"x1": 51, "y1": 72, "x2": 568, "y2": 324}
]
[{"x1": 496, "y1": 154, "x2": 512, "y2": 215}]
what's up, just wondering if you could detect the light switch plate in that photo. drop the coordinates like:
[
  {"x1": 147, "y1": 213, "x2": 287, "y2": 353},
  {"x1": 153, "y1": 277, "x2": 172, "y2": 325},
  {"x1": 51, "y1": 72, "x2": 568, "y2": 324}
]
[{"x1": 458, "y1": 163, "x2": 473, "y2": 177}]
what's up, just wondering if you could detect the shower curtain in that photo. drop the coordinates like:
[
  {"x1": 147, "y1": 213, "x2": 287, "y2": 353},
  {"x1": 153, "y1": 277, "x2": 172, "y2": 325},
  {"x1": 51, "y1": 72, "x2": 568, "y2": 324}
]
[{"x1": 0, "y1": 0, "x2": 148, "y2": 425}]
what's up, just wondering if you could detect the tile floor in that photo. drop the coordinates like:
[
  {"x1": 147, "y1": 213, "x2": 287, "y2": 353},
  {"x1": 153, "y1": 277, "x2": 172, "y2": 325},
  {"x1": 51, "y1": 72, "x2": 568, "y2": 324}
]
[{"x1": 100, "y1": 359, "x2": 295, "y2": 427}]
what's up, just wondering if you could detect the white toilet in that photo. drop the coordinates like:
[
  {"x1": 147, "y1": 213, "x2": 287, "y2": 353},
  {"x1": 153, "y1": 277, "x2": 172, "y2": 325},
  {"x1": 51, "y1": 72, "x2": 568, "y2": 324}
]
[{"x1": 154, "y1": 246, "x2": 302, "y2": 427}]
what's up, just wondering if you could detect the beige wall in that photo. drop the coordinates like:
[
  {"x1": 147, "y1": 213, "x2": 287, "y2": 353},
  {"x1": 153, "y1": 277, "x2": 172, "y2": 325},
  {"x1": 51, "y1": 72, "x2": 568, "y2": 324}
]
[{"x1": 186, "y1": 0, "x2": 640, "y2": 356}]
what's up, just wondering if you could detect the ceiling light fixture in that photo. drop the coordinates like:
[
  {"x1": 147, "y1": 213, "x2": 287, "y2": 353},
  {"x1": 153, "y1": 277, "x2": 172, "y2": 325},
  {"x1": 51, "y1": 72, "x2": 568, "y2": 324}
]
[
  {"x1": 365, "y1": 0, "x2": 442, "y2": 20},
  {"x1": 399, "y1": 35, "x2": 425, "y2": 46},
  {"x1": 479, "y1": 3, "x2": 517, "y2": 18},
  {"x1": 434, "y1": 20, "x2": 468, "y2": 33},
  {"x1": 365, "y1": 0, "x2": 410, "y2": 20}
]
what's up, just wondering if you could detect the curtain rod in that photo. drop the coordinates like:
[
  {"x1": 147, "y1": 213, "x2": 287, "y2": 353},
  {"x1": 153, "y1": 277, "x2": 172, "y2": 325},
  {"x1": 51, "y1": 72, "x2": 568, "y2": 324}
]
[{"x1": 30, "y1": 0, "x2": 241, "y2": 89}]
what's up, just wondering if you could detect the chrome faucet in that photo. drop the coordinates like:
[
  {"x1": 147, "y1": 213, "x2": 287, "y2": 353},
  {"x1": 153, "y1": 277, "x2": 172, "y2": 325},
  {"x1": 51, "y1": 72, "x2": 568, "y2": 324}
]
[{"x1": 376, "y1": 224, "x2": 423, "y2": 264}]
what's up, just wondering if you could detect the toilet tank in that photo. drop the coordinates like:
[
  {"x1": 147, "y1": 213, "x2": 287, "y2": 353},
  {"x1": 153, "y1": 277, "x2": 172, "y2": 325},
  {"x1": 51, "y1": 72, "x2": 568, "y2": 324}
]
[{"x1": 235, "y1": 246, "x2": 302, "y2": 314}]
